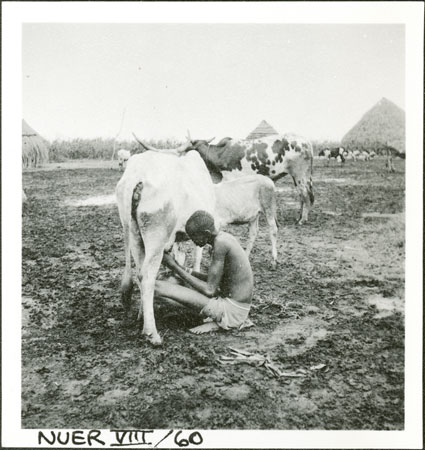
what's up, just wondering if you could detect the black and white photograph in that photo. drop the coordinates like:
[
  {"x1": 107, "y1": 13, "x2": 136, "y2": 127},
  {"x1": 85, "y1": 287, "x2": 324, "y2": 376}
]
[{"x1": 2, "y1": 2, "x2": 423, "y2": 448}]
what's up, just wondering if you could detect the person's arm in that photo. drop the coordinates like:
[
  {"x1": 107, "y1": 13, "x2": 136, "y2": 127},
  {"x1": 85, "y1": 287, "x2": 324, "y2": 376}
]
[
  {"x1": 190, "y1": 270, "x2": 208, "y2": 282},
  {"x1": 203, "y1": 241, "x2": 227, "y2": 296},
  {"x1": 162, "y1": 253, "x2": 214, "y2": 296},
  {"x1": 163, "y1": 245, "x2": 226, "y2": 297}
]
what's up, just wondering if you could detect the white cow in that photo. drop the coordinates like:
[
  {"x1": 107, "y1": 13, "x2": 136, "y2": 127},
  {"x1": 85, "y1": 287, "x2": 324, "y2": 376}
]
[
  {"x1": 208, "y1": 175, "x2": 278, "y2": 269},
  {"x1": 134, "y1": 137, "x2": 280, "y2": 270},
  {"x1": 357, "y1": 151, "x2": 370, "y2": 161},
  {"x1": 352, "y1": 150, "x2": 361, "y2": 160},
  {"x1": 115, "y1": 149, "x2": 216, "y2": 345},
  {"x1": 343, "y1": 150, "x2": 355, "y2": 160},
  {"x1": 117, "y1": 149, "x2": 131, "y2": 170}
]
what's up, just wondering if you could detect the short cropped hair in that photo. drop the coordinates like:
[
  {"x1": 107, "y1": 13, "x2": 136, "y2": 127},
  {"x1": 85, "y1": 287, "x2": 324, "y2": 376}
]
[{"x1": 185, "y1": 210, "x2": 215, "y2": 235}]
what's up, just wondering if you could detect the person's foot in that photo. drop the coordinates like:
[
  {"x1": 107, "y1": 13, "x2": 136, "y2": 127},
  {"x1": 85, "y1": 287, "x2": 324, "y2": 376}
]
[
  {"x1": 239, "y1": 318, "x2": 255, "y2": 330},
  {"x1": 203, "y1": 317, "x2": 214, "y2": 323},
  {"x1": 189, "y1": 322, "x2": 220, "y2": 334}
]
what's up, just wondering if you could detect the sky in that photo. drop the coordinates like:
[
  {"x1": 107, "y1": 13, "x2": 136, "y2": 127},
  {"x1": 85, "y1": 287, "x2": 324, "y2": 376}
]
[{"x1": 22, "y1": 23, "x2": 405, "y2": 142}]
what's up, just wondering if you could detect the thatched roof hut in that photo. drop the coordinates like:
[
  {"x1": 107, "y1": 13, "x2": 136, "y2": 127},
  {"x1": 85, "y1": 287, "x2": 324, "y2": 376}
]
[
  {"x1": 341, "y1": 98, "x2": 405, "y2": 154},
  {"x1": 246, "y1": 120, "x2": 278, "y2": 140},
  {"x1": 22, "y1": 119, "x2": 49, "y2": 168}
]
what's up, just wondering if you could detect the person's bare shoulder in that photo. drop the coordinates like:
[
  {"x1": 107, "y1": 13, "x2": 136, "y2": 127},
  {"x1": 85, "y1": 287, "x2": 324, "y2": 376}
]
[
  {"x1": 215, "y1": 231, "x2": 242, "y2": 252},
  {"x1": 213, "y1": 232, "x2": 230, "y2": 255},
  {"x1": 223, "y1": 231, "x2": 241, "y2": 242}
]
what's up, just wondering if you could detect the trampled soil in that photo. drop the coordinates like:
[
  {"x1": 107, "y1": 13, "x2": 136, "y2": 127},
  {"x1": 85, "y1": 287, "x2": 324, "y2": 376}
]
[{"x1": 22, "y1": 157, "x2": 405, "y2": 430}]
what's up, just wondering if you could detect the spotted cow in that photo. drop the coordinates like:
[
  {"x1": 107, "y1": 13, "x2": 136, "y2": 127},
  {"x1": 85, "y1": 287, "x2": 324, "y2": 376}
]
[
  {"x1": 318, "y1": 149, "x2": 330, "y2": 159},
  {"x1": 184, "y1": 135, "x2": 314, "y2": 224},
  {"x1": 328, "y1": 147, "x2": 345, "y2": 163}
]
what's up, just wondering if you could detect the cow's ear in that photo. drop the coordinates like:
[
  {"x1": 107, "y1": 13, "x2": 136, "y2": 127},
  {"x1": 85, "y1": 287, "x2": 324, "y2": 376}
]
[{"x1": 216, "y1": 137, "x2": 232, "y2": 147}]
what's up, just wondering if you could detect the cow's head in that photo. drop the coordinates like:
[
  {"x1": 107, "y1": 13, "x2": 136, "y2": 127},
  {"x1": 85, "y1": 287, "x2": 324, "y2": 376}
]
[
  {"x1": 184, "y1": 130, "x2": 215, "y2": 152},
  {"x1": 187, "y1": 138, "x2": 215, "y2": 151},
  {"x1": 184, "y1": 132, "x2": 223, "y2": 182}
]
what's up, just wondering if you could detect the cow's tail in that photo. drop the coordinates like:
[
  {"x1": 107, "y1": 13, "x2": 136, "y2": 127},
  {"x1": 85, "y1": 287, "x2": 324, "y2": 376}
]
[
  {"x1": 272, "y1": 190, "x2": 280, "y2": 229},
  {"x1": 131, "y1": 180, "x2": 146, "y2": 251},
  {"x1": 131, "y1": 181, "x2": 144, "y2": 220},
  {"x1": 116, "y1": 178, "x2": 144, "y2": 310},
  {"x1": 308, "y1": 152, "x2": 315, "y2": 205}
]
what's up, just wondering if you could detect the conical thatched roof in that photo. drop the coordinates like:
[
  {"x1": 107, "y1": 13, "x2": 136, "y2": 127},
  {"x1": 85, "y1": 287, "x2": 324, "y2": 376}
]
[
  {"x1": 22, "y1": 119, "x2": 49, "y2": 168},
  {"x1": 246, "y1": 120, "x2": 278, "y2": 140},
  {"x1": 342, "y1": 98, "x2": 405, "y2": 154}
]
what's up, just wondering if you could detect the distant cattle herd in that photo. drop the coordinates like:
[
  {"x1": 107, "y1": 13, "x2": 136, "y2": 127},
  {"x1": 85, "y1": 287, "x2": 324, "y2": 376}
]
[{"x1": 317, "y1": 144, "x2": 405, "y2": 172}]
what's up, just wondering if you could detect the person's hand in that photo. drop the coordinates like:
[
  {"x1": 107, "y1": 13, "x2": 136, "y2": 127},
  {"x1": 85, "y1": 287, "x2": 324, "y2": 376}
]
[{"x1": 162, "y1": 252, "x2": 177, "y2": 268}]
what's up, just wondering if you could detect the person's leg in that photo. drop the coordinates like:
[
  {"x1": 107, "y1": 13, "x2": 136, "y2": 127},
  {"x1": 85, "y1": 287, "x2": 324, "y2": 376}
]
[
  {"x1": 155, "y1": 280, "x2": 211, "y2": 312},
  {"x1": 155, "y1": 280, "x2": 223, "y2": 334}
]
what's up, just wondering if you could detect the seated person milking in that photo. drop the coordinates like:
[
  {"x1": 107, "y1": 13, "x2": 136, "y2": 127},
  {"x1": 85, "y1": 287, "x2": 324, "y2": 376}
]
[{"x1": 155, "y1": 210, "x2": 254, "y2": 334}]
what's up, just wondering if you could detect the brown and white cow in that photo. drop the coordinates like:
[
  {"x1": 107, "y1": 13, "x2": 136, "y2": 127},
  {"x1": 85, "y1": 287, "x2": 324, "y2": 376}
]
[
  {"x1": 183, "y1": 134, "x2": 314, "y2": 224},
  {"x1": 330, "y1": 147, "x2": 345, "y2": 163},
  {"x1": 321, "y1": 147, "x2": 345, "y2": 164},
  {"x1": 116, "y1": 148, "x2": 216, "y2": 345},
  {"x1": 318, "y1": 149, "x2": 329, "y2": 160}
]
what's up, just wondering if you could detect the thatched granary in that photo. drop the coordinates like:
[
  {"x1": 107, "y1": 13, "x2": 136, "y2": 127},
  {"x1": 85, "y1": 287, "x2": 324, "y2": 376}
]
[
  {"x1": 341, "y1": 98, "x2": 405, "y2": 155},
  {"x1": 22, "y1": 119, "x2": 49, "y2": 168},
  {"x1": 246, "y1": 120, "x2": 278, "y2": 140}
]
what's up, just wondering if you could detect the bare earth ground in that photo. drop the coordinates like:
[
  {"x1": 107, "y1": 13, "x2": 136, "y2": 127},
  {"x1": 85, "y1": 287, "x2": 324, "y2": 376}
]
[{"x1": 22, "y1": 157, "x2": 405, "y2": 430}]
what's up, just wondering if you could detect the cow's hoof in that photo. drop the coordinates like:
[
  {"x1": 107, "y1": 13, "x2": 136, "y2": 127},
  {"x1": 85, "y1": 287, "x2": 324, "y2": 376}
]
[
  {"x1": 270, "y1": 261, "x2": 277, "y2": 270},
  {"x1": 145, "y1": 332, "x2": 163, "y2": 346}
]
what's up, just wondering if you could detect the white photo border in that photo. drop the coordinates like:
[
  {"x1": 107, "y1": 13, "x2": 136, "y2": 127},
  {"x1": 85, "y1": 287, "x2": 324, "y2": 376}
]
[{"x1": 2, "y1": 1, "x2": 423, "y2": 448}]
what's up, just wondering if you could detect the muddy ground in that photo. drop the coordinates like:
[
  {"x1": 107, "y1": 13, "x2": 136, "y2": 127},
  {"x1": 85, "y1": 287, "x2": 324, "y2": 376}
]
[{"x1": 22, "y1": 157, "x2": 405, "y2": 430}]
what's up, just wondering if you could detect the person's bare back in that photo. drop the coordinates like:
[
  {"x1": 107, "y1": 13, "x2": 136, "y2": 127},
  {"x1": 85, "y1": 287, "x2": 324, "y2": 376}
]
[{"x1": 213, "y1": 231, "x2": 253, "y2": 304}]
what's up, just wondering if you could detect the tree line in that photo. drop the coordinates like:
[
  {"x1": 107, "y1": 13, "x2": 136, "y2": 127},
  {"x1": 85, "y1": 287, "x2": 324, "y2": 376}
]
[{"x1": 48, "y1": 137, "x2": 182, "y2": 162}]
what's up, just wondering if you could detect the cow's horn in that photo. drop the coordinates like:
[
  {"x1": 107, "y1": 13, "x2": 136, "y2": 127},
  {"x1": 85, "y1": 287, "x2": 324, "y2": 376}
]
[
  {"x1": 132, "y1": 132, "x2": 158, "y2": 152},
  {"x1": 206, "y1": 137, "x2": 215, "y2": 144}
]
